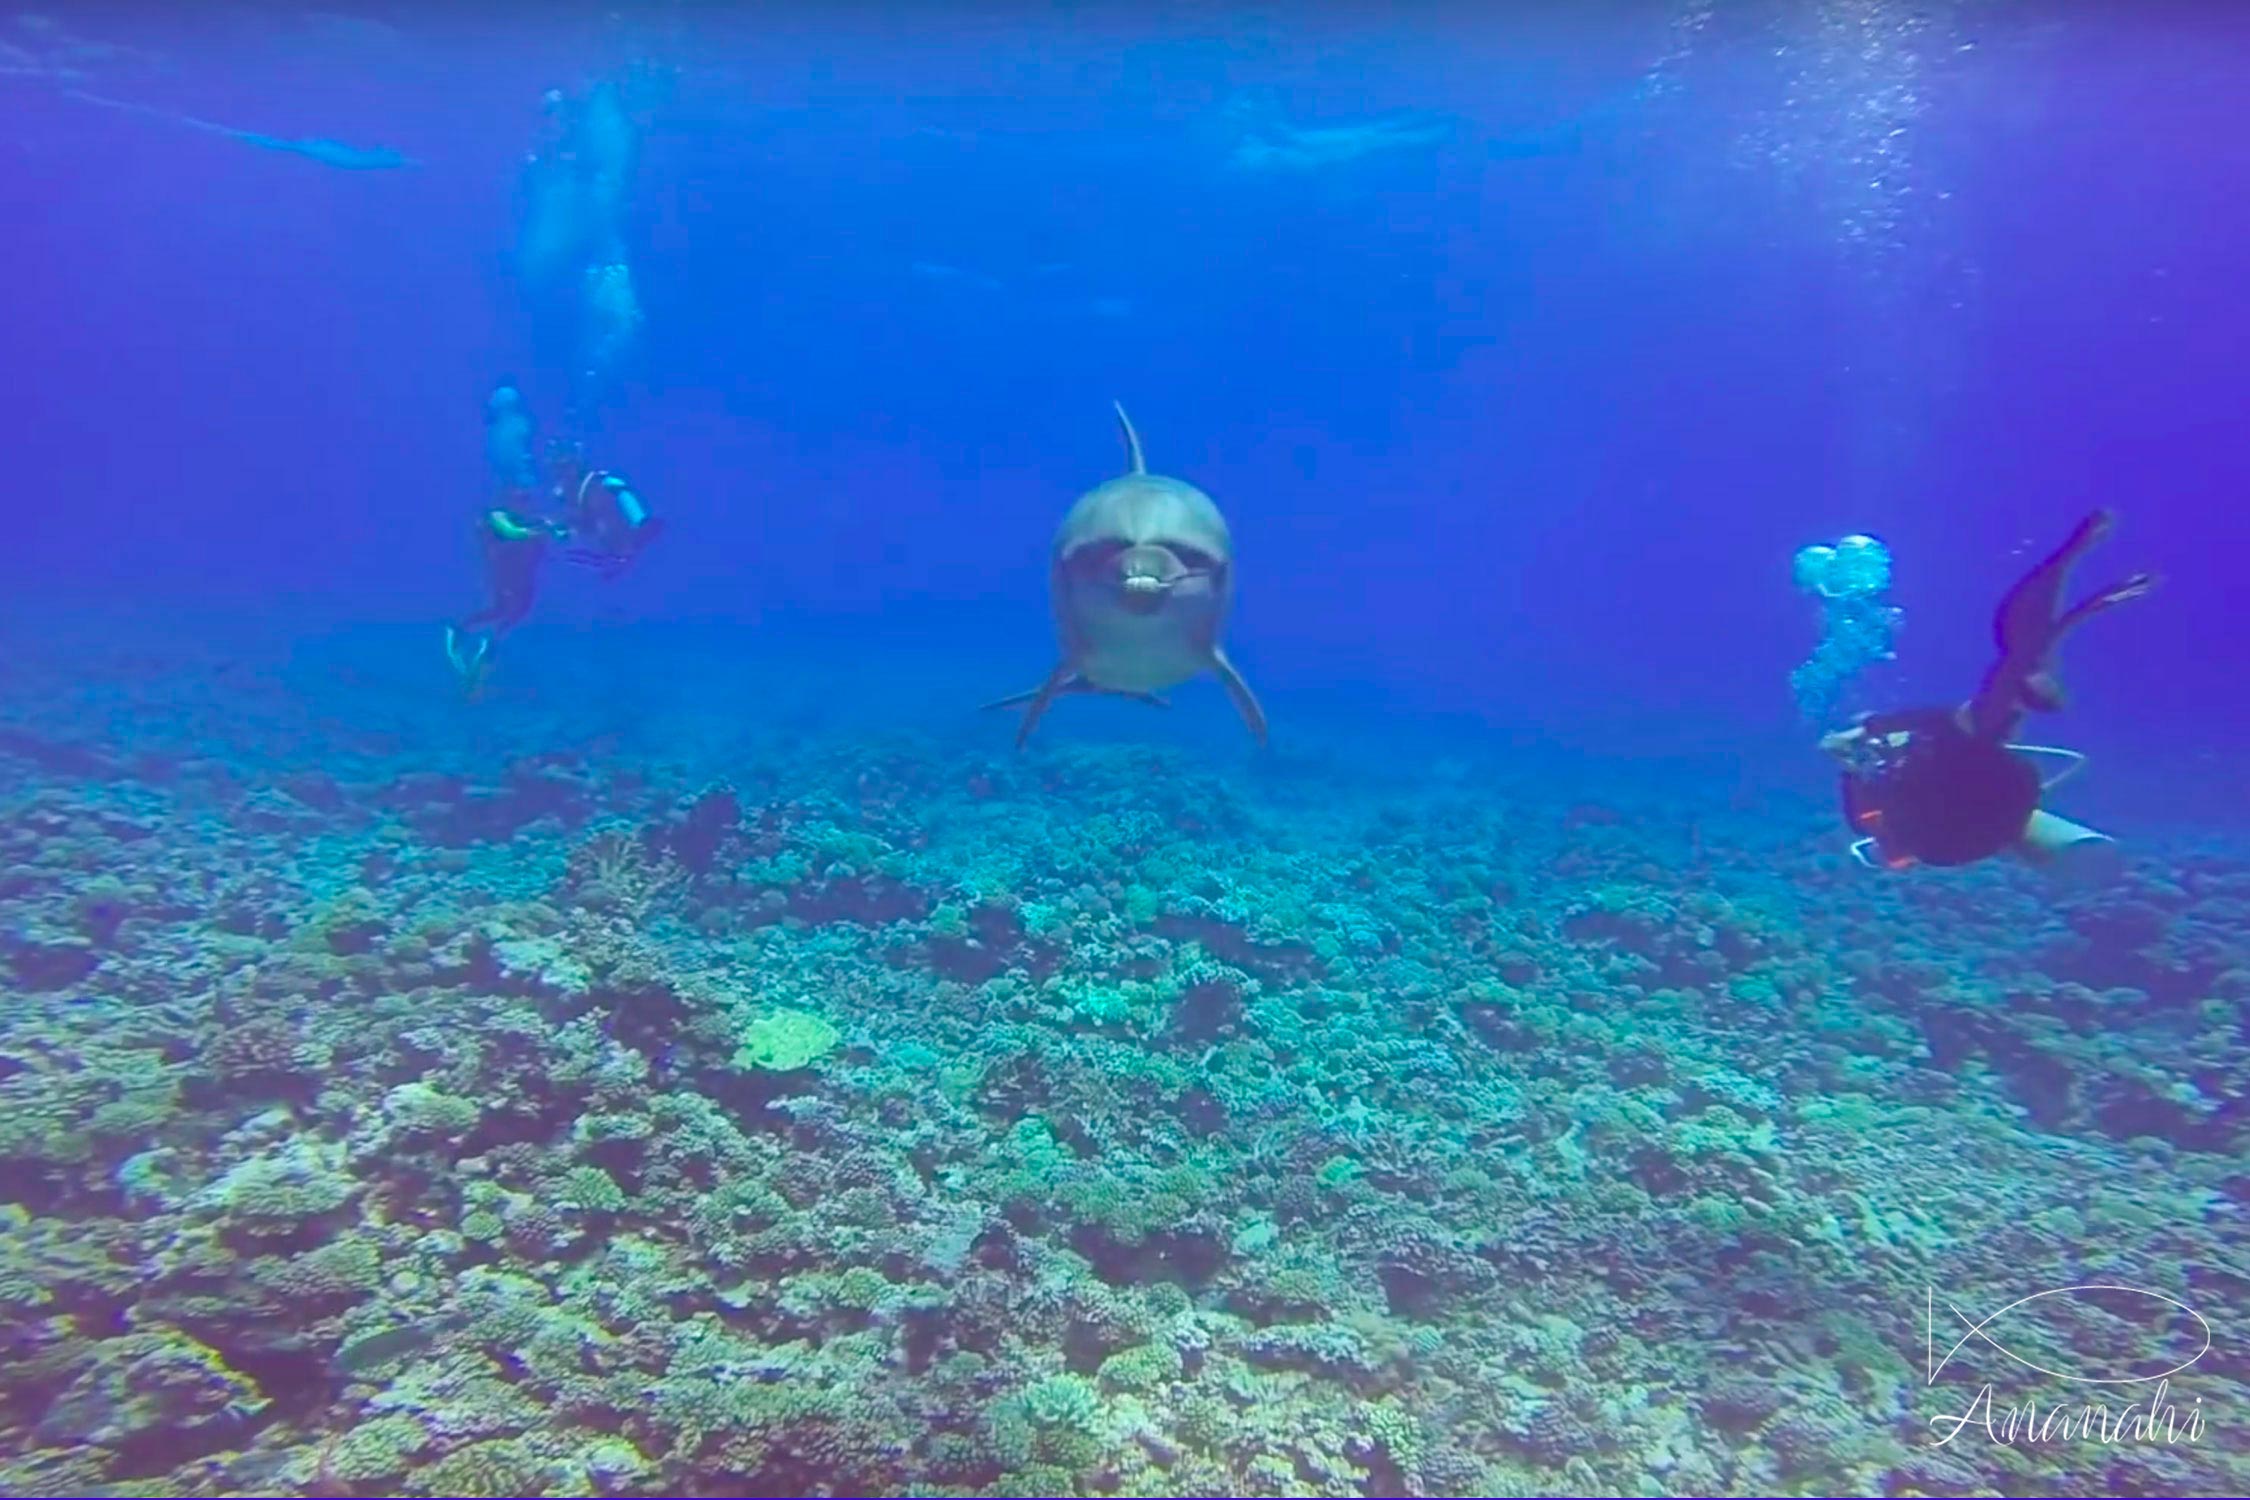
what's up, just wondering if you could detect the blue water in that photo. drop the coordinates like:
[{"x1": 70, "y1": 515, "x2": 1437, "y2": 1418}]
[
  {"x1": 14, "y1": 4, "x2": 2243, "y2": 751},
  {"x1": 6, "y1": 6, "x2": 2249, "y2": 1496}
]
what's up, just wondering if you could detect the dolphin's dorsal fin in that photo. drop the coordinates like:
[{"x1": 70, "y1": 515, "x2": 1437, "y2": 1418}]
[{"x1": 1112, "y1": 400, "x2": 1146, "y2": 475}]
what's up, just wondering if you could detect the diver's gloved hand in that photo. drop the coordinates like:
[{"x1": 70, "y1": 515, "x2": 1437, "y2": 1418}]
[
  {"x1": 561, "y1": 517, "x2": 662, "y2": 579},
  {"x1": 562, "y1": 548, "x2": 631, "y2": 579}
]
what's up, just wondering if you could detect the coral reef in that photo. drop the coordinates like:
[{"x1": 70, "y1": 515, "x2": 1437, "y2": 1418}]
[{"x1": 0, "y1": 646, "x2": 2245, "y2": 1498}]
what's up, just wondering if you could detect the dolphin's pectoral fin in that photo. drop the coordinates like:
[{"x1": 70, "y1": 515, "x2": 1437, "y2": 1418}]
[
  {"x1": 984, "y1": 672, "x2": 1168, "y2": 743},
  {"x1": 979, "y1": 679, "x2": 1070, "y2": 713},
  {"x1": 1210, "y1": 648, "x2": 1268, "y2": 746},
  {"x1": 986, "y1": 676, "x2": 1167, "y2": 709},
  {"x1": 984, "y1": 663, "x2": 1077, "y2": 749}
]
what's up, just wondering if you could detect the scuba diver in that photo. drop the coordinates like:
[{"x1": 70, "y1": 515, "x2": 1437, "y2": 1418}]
[
  {"x1": 1819, "y1": 509, "x2": 2158, "y2": 875},
  {"x1": 443, "y1": 387, "x2": 664, "y2": 690},
  {"x1": 549, "y1": 440, "x2": 666, "y2": 579},
  {"x1": 443, "y1": 502, "x2": 568, "y2": 690}
]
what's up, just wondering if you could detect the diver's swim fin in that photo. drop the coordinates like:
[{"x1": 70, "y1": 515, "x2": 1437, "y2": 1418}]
[
  {"x1": 2055, "y1": 570, "x2": 2161, "y2": 639},
  {"x1": 2016, "y1": 809, "x2": 2123, "y2": 886},
  {"x1": 444, "y1": 627, "x2": 493, "y2": 693}
]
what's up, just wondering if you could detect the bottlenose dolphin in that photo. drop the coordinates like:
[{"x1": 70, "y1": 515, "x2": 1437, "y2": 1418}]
[
  {"x1": 60, "y1": 87, "x2": 415, "y2": 169},
  {"x1": 1227, "y1": 110, "x2": 1454, "y2": 172},
  {"x1": 986, "y1": 403, "x2": 1267, "y2": 749}
]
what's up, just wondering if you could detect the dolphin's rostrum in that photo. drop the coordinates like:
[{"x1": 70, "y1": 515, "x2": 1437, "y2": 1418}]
[{"x1": 986, "y1": 403, "x2": 1267, "y2": 749}]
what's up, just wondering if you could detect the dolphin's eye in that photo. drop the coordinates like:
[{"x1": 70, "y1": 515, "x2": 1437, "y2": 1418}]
[{"x1": 1065, "y1": 540, "x2": 1129, "y2": 579}]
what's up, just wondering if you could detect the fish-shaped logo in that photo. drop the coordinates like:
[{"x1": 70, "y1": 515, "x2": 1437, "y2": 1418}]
[{"x1": 1928, "y1": 1284, "x2": 2211, "y2": 1387}]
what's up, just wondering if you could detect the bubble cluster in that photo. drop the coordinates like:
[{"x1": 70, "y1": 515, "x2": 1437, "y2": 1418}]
[
  {"x1": 581, "y1": 261, "x2": 644, "y2": 377},
  {"x1": 483, "y1": 385, "x2": 538, "y2": 492},
  {"x1": 1790, "y1": 532, "x2": 1903, "y2": 726},
  {"x1": 1747, "y1": 0, "x2": 1951, "y2": 275},
  {"x1": 1793, "y1": 533, "x2": 1892, "y2": 599}
]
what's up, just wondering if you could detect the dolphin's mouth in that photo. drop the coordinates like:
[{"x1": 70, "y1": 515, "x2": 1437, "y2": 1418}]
[
  {"x1": 1116, "y1": 572, "x2": 1171, "y2": 615},
  {"x1": 1066, "y1": 539, "x2": 1220, "y2": 614},
  {"x1": 1114, "y1": 545, "x2": 1188, "y2": 614}
]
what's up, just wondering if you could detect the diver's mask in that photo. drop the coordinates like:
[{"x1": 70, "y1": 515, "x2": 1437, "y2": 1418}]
[
  {"x1": 543, "y1": 436, "x2": 587, "y2": 486},
  {"x1": 1820, "y1": 719, "x2": 1917, "y2": 781}
]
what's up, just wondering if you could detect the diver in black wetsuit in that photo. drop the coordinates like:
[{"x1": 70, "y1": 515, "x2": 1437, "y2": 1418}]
[
  {"x1": 1819, "y1": 510, "x2": 2158, "y2": 872},
  {"x1": 548, "y1": 441, "x2": 666, "y2": 580},
  {"x1": 442, "y1": 390, "x2": 664, "y2": 692}
]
